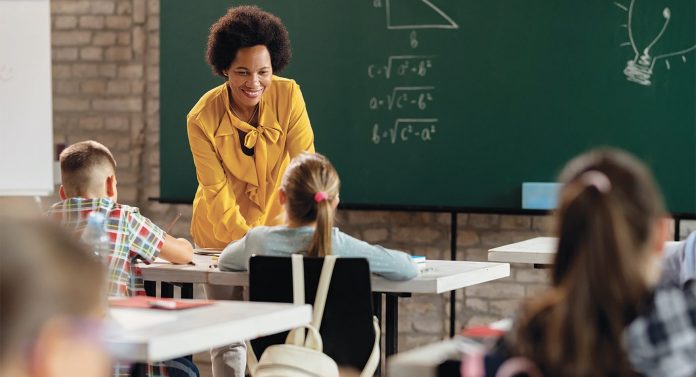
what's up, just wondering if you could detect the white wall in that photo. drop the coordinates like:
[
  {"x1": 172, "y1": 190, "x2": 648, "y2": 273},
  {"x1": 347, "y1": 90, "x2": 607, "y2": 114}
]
[{"x1": 0, "y1": 0, "x2": 53, "y2": 196}]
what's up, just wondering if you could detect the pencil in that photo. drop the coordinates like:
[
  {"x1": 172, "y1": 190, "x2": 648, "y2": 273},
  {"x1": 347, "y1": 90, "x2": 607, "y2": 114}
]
[{"x1": 165, "y1": 212, "x2": 182, "y2": 234}]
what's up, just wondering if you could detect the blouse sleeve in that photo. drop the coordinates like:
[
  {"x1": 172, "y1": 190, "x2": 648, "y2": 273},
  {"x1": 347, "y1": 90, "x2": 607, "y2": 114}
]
[
  {"x1": 334, "y1": 230, "x2": 419, "y2": 281},
  {"x1": 187, "y1": 114, "x2": 250, "y2": 242},
  {"x1": 286, "y1": 82, "x2": 315, "y2": 157}
]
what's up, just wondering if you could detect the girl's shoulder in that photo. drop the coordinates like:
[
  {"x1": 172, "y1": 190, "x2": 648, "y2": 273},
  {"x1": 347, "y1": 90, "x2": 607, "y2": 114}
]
[
  {"x1": 246, "y1": 225, "x2": 273, "y2": 238},
  {"x1": 247, "y1": 225, "x2": 313, "y2": 240}
]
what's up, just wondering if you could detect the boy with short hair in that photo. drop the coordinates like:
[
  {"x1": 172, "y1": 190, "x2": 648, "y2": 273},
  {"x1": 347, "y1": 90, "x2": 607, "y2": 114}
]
[
  {"x1": 47, "y1": 140, "x2": 197, "y2": 376},
  {"x1": 48, "y1": 140, "x2": 193, "y2": 296}
]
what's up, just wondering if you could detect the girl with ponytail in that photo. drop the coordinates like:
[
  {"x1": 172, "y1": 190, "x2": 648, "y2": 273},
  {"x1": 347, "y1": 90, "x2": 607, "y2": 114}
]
[
  {"x1": 219, "y1": 153, "x2": 418, "y2": 281},
  {"x1": 477, "y1": 148, "x2": 696, "y2": 377}
]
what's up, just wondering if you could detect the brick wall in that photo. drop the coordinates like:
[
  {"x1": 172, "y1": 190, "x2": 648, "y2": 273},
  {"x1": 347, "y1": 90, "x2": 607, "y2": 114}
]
[
  {"x1": 51, "y1": 0, "x2": 159, "y2": 206},
  {"x1": 46, "y1": 0, "x2": 696, "y2": 352}
]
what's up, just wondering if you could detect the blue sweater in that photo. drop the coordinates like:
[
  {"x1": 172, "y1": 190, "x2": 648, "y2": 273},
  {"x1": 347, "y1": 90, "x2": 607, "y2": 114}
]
[{"x1": 218, "y1": 225, "x2": 419, "y2": 281}]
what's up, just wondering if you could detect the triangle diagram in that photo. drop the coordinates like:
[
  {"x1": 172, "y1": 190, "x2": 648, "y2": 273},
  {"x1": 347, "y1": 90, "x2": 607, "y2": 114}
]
[{"x1": 386, "y1": 0, "x2": 459, "y2": 30}]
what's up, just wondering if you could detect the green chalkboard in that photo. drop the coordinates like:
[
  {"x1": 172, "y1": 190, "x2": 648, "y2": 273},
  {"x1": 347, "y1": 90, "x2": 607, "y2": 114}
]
[{"x1": 161, "y1": 0, "x2": 696, "y2": 215}]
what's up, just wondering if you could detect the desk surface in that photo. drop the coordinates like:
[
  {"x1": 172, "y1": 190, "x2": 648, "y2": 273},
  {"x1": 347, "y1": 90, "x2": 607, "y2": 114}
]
[
  {"x1": 388, "y1": 318, "x2": 511, "y2": 376},
  {"x1": 140, "y1": 256, "x2": 510, "y2": 295},
  {"x1": 106, "y1": 300, "x2": 311, "y2": 362},
  {"x1": 488, "y1": 237, "x2": 680, "y2": 265},
  {"x1": 488, "y1": 237, "x2": 557, "y2": 265},
  {"x1": 388, "y1": 337, "x2": 485, "y2": 377}
]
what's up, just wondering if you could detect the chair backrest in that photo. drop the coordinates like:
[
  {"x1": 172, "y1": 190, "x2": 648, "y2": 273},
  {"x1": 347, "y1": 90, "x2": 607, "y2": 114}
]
[{"x1": 249, "y1": 255, "x2": 375, "y2": 371}]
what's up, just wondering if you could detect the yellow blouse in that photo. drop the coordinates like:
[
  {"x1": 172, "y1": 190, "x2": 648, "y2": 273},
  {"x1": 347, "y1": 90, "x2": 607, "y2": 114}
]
[{"x1": 187, "y1": 76, "x2": 315, "y2": 248}]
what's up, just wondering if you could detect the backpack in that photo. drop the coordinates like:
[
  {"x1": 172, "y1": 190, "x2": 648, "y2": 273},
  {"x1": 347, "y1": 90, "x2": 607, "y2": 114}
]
[{"x1": 246, "y1": 255, "x2": 340, "y2": 377}]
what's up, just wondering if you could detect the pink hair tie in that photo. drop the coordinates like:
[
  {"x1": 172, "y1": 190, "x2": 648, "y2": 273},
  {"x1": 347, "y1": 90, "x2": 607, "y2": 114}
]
[
  {"x1": 581, "y1": 170, "x2": 612, "y2": 194},
  {"x1": 314, "y1": 191, "x2": 328, "y2": 203}
]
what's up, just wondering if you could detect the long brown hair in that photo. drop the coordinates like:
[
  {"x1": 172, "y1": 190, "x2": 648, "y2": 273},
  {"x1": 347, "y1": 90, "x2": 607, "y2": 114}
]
[
  {"x1": 281, "y1": 153, "x2": 340, "y2": 257},
  {"x1": 511, "y1": 148, "x2": 666, "y2": 376}
]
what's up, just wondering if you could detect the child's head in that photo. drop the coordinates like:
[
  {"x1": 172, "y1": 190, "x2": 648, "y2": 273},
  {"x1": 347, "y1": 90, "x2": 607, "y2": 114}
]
[
  {"x1": 280, "y1": 153, "x2": 340, "y2": 257},
  {"x1": 554, "y1": 148, "x2": 667, "y2": 288},
  {"x1": 512, "y1": 148, "x2": 668, "y2": 376},
  {"x1": 59, "y1": 140, "x2": 118, "y2": 201},
  {"x1": 0, "y1": 217, "x2": 109, "y2": 377}
]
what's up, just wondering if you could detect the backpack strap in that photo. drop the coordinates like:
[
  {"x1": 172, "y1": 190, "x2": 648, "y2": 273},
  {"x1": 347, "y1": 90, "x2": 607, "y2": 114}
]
[
  {"x1": 291, "y1": 254, "x2": 306, "y2": 305},
  {"x1": 359, "y1": 316, "x2": 381, "y2": 377},
  {"x1": 291, "y1": 254, "x2": 307, "y2": 345},
  {"x1": 310, "y1": 255, "x2": 337, "y2": 331},
  {"x1": 248, "y1": 254, "x2": 338, "y2": 373},
  {"x1": 247, "y1": 254, "x2": 309, "y2": 376}
]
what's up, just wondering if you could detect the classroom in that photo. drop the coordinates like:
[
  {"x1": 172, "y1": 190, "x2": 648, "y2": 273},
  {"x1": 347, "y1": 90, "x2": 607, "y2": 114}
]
[{"x1": 1, "y1": 1, "x2": 695, "y2": 376}]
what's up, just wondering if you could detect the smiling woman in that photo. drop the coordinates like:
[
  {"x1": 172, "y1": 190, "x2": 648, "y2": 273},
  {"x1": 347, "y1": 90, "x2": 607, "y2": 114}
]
[
  {"x1": 185, "y1": 6, "x2": 315, "y2": 377},
  {"x1": 187, "y1": 5, "x2": 315, "y2": 250}
]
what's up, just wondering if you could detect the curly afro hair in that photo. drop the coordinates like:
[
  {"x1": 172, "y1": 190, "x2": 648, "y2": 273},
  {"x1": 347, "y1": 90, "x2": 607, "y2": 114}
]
[{"x1": 206, "y1": 6, "x2": 291, "y2": 77}]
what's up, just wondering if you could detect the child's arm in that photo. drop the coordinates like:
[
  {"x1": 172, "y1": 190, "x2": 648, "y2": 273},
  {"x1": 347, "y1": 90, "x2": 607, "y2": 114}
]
[
  {"x1": 334, "y1": 230, "x2": 419, "y2": 281},
  {"x1": 159, "y1": 234, "x2": 194, "y2": 264},
  {"x1": 218, "y1": 236, "x2": 249, "y2": 271}
]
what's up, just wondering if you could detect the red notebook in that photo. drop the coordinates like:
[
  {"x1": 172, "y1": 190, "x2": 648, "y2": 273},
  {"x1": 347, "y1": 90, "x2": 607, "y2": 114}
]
[
  {"x1": 461, "y1": 325, "x2": 506, "y2": 338},
  {"x1": 109, "y1": 296, "x2": 214, "y2": 310}
]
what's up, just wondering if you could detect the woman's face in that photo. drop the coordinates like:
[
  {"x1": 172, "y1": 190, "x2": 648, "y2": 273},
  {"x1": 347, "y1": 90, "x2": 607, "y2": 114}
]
[{"x1": 226, "y1": 45, "x2": 273, "y2": 109}]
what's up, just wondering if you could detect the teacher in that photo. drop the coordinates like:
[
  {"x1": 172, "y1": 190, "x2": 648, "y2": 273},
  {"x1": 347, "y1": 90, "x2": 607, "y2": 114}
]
[
  {"x1": 186, "y1": 6, "x2": 314, "y2": 376},
  {"x1": 188, "y1": 5, "x2": 314, "y2": 250}
]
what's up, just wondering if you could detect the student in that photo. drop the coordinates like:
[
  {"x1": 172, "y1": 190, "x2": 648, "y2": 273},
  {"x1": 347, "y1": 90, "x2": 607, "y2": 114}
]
[
  {"x1": 219, "y1": 152, "x2": 418, "y2": 281},
  {"x1": 659, "y1": 230, "x2": 696, "y2": 289},
  {"x1": 47, "y1": 140, "x2": 193, "y2": 296},
  {"x1": 0, "y1": 217, "x2": 111, "y2": 377},
  {"x1": 475, "y1": 149, "x2": 696, "y2": 377},
  {"x1": 46, "y1": 140, "x2": 197, "y2": 377}
]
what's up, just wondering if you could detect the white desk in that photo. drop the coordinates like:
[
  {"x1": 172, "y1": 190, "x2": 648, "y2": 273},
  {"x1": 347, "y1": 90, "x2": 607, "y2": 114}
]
[
  {"x1": 488, "y1": 237, "x2": 680, "y2": 266},
  {"x1": 488, "y1": 237, "x2": 557, "y2": 265},
  {"x1": 140, "y1": 256, "x2": 510, "y2": 294},
  {"x1": 388, "y1": 319, "x2": 511, "y2": 376},
  {"x1": 107, "y1": 300, "x2": 311, "y2": 362},
  {"x1": 373, "y1": 260, "x2": 508, "y2": 294},
  {"x1": 139, "y1": 256, "x2": 509, "y2": 357},
  {"x1": 388, "y1": 337, "x2": 469, "y2": 377}
]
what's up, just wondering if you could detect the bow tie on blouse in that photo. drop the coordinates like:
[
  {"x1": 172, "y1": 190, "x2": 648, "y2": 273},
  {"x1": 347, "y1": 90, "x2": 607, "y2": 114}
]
[{"x1": 242, "y1": 124, "x2": 280, "y2": 149}]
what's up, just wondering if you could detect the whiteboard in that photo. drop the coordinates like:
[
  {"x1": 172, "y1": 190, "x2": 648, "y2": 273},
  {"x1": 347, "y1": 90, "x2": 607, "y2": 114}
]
[{"x1": 0, "y1": 0, "x2": 53, "y2": 196}]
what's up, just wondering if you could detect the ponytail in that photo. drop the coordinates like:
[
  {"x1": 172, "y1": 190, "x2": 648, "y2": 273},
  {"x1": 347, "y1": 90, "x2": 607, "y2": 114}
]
[
  {"x1": 511, "y1": 149, "x2": 665, "y2": 377},
  {"x1": 281, "y1": 153, "x2": 341, "y2": 258},
  {"x1": 308, "y1": 193, "x2": 334, "y2": 257}
]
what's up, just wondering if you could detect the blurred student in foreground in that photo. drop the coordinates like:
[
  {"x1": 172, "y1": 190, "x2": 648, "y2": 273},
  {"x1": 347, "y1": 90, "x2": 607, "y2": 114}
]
[
  {"x1": 0, "y1": 217, "x2": 111, "y2": 377},
  {"x1": 469, "y1": 149, "x2": 696, "y2": 377}
]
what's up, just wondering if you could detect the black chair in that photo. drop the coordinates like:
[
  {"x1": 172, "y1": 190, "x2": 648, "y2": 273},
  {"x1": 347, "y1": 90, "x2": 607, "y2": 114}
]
[{"x1": 249, "y1": 255, "x2": 378, "y2": 373}]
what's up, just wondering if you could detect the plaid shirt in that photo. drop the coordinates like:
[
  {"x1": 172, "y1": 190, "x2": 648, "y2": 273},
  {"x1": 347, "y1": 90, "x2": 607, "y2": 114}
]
[
  {"x1": 624, "y1": 281, "x2": 696, "y2": 377},
  {"x1": 48, "y1": 198, "x2": 198, "y2": 377},
  {"x1": 47, "y1": 197, "x2": 164, "y2": 297}
]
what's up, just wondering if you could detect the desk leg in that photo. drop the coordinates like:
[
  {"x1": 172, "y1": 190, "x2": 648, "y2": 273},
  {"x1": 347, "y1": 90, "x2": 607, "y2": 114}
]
[{"x1": 385, "y1": 293, "x2": 399, "y2": 357}]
